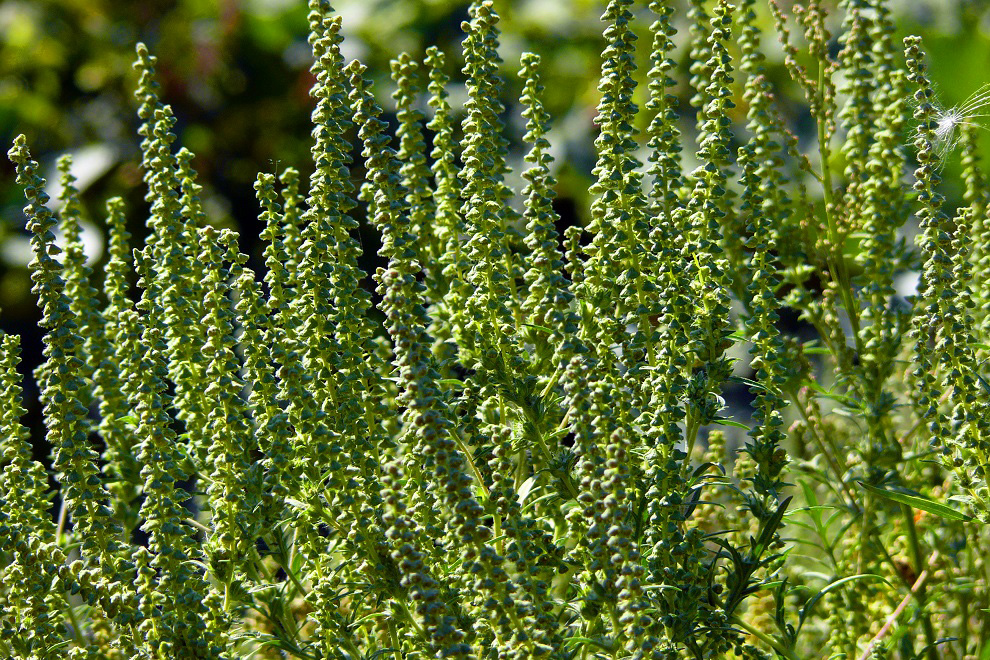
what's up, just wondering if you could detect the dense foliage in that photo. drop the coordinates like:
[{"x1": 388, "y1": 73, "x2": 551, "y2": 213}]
[{"x1": 3, "y1": 0, "x2": 990, "y2": 658}]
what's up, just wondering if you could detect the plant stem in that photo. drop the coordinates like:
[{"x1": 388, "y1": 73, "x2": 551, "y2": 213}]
[
  {"x1": 395, "y1": 597, "x2": 426, "y2": 640},
  {"x1": 786, "y1": 387, "x2": 859, "y2": 512},
  {"x1": 858, "y1": 550, "x2": 939, "y2": 660},
  {"x1": 902, "y1": 504, "x2": 938, "y2": 660},
  {"x1": 389, "y1": 618, "x2": 403, "y2": 660},
  {"x1": 65, "y1": 601, "x2": 86, "y2": 648},
  {"x1": 733, "y1": 616, "x2": 802, "y2": 660},
  {"x1": 451, "y1": 429, "x2": 488, "y2": 498},
  {"x1": 816, "y1": 61, "x2": 864, "y2": 361}
]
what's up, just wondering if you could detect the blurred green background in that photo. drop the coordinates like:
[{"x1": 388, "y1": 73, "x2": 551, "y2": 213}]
[{"x1": 0, "y1": 0, "x2": 988, "y2": 431}]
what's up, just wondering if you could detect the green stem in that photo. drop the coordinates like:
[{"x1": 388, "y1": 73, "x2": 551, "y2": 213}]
[
  {"x1": 960, "y1": 592, "x2": 969, "y2": 659},
  {"x1": 540, "y1": 364, "x2": 563, "y2": 398},
  {"x1": 608, "y1": 602, "x2": 623, "y2": 659},
  {"x1": 56, "y1": 498, "x2": 68, "y2": 546},
  {"x1": 683, "y1": 409, "x2": 701, "y2": 472},
  {"x1": 733, "y1": 616, "x2": 802, "y2": 660},
  {"x1": 451, "y1": 429, "x2": 488, "y2": 498},
  {"x1": 274, "y1": 552, "x2": 308, "y2": 597},
  {"x1": 816, "y1": 62, "x2": 864, "y2": 361},
  {"x1": 65, "y1": 601, "x2": 86, "y2": 648},
  {"x1": 389, "y1": 618, "x2": 403, "y2": 660},
  {"x1": 966, "y1": 524, "x2": 990, "y2": 649},
  {"x1": 340, "y1": 634, "x2": 364, "y2": 660},
  {"x1": 395, "y1": 598, "x2": 426, "y2": 640},
  {"x1": 506, "y1": 602, "x2": 538, "y2": 656},
  {"x1": 902, "y1": 504, "x2": 938, "y2": 660},
  {"x1": 185, "y1": 517, "x2": 212, "y2": 535},
  {"x1": 857, "y1": 494, "x2": 871, "y2": 575},
  {"x1": 786, "y1": 387, "x2": 859, "y2": 512}
]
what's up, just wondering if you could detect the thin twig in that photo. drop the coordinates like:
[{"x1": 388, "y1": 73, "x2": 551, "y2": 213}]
[{"x1": 858, "y1": 550, "x2": 940, "y2": 660}]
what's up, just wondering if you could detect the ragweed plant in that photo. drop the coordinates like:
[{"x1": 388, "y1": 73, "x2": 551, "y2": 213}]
[{"x1": 3, "y1": 0, "x2": 990, "y2": 658}]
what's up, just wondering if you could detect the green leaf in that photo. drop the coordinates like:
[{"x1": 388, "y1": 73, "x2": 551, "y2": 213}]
[
  {"x1": 755, "y1": 496, "x2": 792, "y2": 556},
  {"x1": 437, "y1": 378, "x2": 466, "y2": 388},
  {"x1": 352, "y1": 611, "x2": 390, "y2": 626},
  {"x1": 728, "y1": 374, "x2": 770, "y2": 393},
  {"x1": 642, "y1": 584, "x2": 682, "y2": 593},
  {"x1": 521, "y1": 322, "x2": 554, "y2": 334},
  {"x1": 284, "y1": 497, "x2": 307, "y2": 509},
  {"x1": 517, "y1": 475, "x2": 537, "y2": 505},
  {"x1": 711, "y1": 417, "x2": 749, "y2": 430},
  {"x1": 858, "y1": 482, "x2": 974, "y2": 522},
  {"x1": 805, "y1": 381, "x2": 861, "y2": 410},
  {"x1": 368, "y1": 649, "x2": 401, "y2": 660},
  {"x1": 797, "y1": 574, "x2": 890, "y2": 633},
  {"x1": 976, "y1": 372, "x2": 990, "y2": 396},
  {"x1": 562, "y1": 636, "x2": 614, "y2": 652}
]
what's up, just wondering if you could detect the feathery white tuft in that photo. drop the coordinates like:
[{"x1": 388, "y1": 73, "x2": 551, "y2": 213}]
[{"x1": 931, "y1": 82, "x2": 990, "y2": 159}]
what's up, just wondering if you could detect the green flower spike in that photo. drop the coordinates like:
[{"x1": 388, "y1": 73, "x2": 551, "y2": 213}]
[
  {"x1": 127, "y1": 296, "x2": 223, "y2": 657},
  {"x1": 245, "y1": 174, "x2": 294, "y2": 529},
  {"x1": 583, "y1": 0, "x2": 654, "y2": 369},
  {"x1": 682, "y1": 0, "x2": 736, "y2": 438},
  {"x1": 353, "y1": 55, "x2": 487, "y2": 655},
  {"x1": 93, "y1": 197, "x2": 142, "y2": 532},
  {"x1": 836, "y1": 0, "x2": 879, "y2": 232},
  {"x1": 198, "y1": 226, "x2": 261, "y2": 606},
  {"x1": 133, "y1": 45, "x2": 214, "y2": 467},
  {"x1": 391, "y1": 53, "x2": 438, "y2": 284},
  {"x1": 301, "y1": 0, "x2": 387, "y2": 473},
  {"x1": 9, "y1": 136, "x2": 124, "y2": 619},
  {"x1": 959, "y1": 123, "x2": 990, "y2": 342},
  {"x1": 0, "y1": 332, "x2": 74, "y2": 658},
  {"x1": 905, "y1": 36, "x2": 990, "y2": 520},
  {"x1": 459, "y1": 0, "x2": 524, "y2": 373},
  {"x1": 646, "y1": 0, "x2": 685, "y2": 224},
  {"x1": 853, "y1": 53, "x2": 911, "y2": 469},
  {"x1": 738, "y1": 144, "x2": 788, "y2": 508},
  {"x1": 518, "y1": 53, "x2": 572, "y2": 371},
  {"x1": 425, "y1": 46, "x2": 470, "y2": 368},
  {"x1": 55, "y1": 156, "x2": 102, "y2": 407}
]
